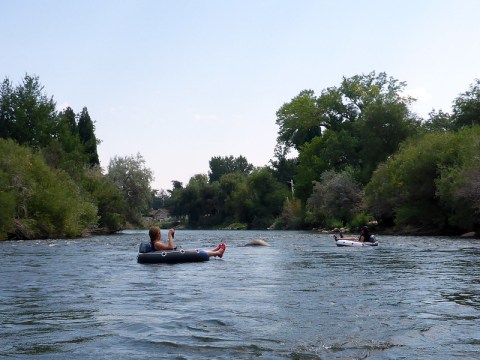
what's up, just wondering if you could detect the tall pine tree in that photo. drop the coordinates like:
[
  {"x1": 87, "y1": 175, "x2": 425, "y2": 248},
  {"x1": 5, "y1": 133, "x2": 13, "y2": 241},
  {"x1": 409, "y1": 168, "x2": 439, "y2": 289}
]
[
  {"x1": 77, "y1": 107, "x2": 100, "y2": 166},
  {"x1": 0, "y1": 78, "x2": 15, "y2": 140}
]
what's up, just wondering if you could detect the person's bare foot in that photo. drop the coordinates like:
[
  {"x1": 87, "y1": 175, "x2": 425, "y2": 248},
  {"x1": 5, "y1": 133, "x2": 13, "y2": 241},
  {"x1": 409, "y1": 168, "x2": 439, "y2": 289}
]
[{"x1": 217, "y1": 243, "x2": 226, "y2": 258}]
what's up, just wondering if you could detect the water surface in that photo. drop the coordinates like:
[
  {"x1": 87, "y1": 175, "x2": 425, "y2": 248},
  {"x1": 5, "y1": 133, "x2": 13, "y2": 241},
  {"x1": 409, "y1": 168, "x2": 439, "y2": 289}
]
[{"x1": 1, "y1": 230, "x2": 479, "y2": 359}]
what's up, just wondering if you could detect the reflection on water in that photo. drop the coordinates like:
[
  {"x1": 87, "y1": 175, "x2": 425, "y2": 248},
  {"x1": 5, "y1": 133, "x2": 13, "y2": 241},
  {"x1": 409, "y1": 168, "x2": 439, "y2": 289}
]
[{"x1": 1, "y1": 231, "x2": 479, "y2": 359}]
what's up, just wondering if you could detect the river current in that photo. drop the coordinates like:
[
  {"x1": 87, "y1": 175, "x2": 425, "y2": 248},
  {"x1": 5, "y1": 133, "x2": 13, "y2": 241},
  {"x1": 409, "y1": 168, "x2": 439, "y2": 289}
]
[{"x1": 1, "y1": 230, "x2": 479, "y2": 359}]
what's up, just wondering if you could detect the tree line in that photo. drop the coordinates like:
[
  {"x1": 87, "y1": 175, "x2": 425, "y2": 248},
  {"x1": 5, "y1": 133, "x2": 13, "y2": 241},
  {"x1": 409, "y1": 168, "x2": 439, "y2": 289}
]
[
  {"x1": 1, "y1": 72, "x2": 479, "y2": 239},
  {"x1": 0, "y1": 75, "x2": 154, "y2": 239},
  {"x1": 163, "y1": 72, "x2": 480, "y2": 234}
]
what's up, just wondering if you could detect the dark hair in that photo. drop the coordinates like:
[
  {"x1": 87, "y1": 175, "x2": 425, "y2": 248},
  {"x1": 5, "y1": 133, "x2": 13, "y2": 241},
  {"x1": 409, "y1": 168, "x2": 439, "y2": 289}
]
[{"x1": 149, "y1": 226, "x2": 160, "y2": 241}]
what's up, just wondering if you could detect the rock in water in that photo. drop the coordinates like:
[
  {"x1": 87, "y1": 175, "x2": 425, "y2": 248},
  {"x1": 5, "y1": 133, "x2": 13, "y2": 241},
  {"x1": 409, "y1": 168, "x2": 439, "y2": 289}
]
[{"x1": 244, "y1": 239, "x2": 271, "y2": 246}]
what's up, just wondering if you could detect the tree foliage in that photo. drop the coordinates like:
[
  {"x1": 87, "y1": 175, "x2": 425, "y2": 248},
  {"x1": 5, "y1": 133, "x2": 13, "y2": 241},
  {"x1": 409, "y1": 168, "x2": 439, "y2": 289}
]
[
  {"x1": 243, "y1": 168, "x2": 289, "y2": 228},
  {"x1": 78, "y1": 107, "x2": 100, "y2": 166},
  {"x1": 42, "y1": 107, "x2": 89, "y2": 179},
  {"x1": 294, "y1": 130, "x2": 359, "y2": 201},
  {"x1": 0, "y1": 75, "x2": 139, "y2": 238},
  {"x1": 107, "y1": 153, "x2": 154, "y2": 226},
  {"x1": 305, "y1": 169, "x2": 364, "y2": 228},
  {"x1": 167, "y1": 157, "x2": 289, "y2": 229},
  {"x1": 275, "y1": 198, "x2": 304, "y2": 230},
  {"x1": 269, "y1": 144, "x2": 297, "y2": 185},
  {"x1": 365, "y1": 126, "x2": 480, "y2": 233},
  {"x1": 0, "y1": 75, "x2": 57, "y2": 149},
  {"x1": 0, "y1": 139, "x2": 98, "y2": 239},
  {"x1": 421, "y1": 79, "x2": 480, "y2": 133},
  {"x1": 451, "y1": 78, "x2": 480, "y2": 129},
  {"x1": 163, "y1": 74, "x2": 480, "y2": 233},
  {"x1": 422, "y1": 109, "x2": 455, "y2": 132},
  {"x1": 208, "y1": 155, "x2": 254, "y2": 183},
  {"x1": 275, "y1": 89, "x2": 322, "y2": 152},
  {"x1": 81, "y1": 167, "x2": 127, "y2": 232},
  {"x1": 3, "y1": 72, "x2": 480, "y2": 236},
  {"x1": 276, "y1": 72, "x2": 420, "y2": 203}
]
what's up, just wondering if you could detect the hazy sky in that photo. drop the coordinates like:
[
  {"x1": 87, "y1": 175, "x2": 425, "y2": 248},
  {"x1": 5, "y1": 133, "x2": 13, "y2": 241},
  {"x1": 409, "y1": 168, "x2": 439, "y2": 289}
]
[{"x1": 2, "y1": 0, "x2": 479, "y2": 190}]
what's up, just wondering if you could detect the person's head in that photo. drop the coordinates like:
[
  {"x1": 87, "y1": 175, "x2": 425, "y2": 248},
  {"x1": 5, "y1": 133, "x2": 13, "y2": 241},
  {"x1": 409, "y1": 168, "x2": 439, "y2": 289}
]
[
  {"x1": 149, "y1": 226, "x2": 161, "y2": 242},
  {"x1": 361, "y1": 225, "x2": 369, "y2": 234}
]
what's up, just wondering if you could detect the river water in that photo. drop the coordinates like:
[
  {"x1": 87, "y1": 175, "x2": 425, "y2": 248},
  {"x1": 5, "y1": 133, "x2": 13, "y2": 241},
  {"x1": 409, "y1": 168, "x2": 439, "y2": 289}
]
[{"x1": 1, "y1": 230, "x2": 479, "y2": 359}]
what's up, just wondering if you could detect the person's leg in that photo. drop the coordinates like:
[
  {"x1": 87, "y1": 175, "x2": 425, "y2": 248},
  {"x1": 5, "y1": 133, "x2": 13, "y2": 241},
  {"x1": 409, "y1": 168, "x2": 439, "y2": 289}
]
[{"x1": 207, "y1": 243, "x2": 226, "y2": 258}]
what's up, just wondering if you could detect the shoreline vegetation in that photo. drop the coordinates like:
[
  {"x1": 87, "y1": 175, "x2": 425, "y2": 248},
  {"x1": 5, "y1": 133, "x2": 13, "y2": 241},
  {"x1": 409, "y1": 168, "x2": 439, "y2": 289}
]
[{"x1": 1, "y1": 73, "x2": 480, "y2": 241}]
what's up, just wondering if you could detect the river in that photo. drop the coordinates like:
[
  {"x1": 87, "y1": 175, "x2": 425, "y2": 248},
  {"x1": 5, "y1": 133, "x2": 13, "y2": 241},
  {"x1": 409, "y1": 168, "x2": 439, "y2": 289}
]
[{"x1": 1, "y1": 230, "x2": 479, "y2": 359}]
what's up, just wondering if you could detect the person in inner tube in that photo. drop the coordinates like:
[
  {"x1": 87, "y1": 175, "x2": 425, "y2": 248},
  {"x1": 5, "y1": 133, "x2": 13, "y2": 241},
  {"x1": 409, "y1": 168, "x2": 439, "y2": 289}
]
[
  {"x1": 149, "y1": 226, "x2": 227, "y2": 257},
  {"x1": 149, "y1": 226, "x2": 175, "y2": 251},
  {"x1": 335, "y1": 226, "x2": 372, "y2": 243}
]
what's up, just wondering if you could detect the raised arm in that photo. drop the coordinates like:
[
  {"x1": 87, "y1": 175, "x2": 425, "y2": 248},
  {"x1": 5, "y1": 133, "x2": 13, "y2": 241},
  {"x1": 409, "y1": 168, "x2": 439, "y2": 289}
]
[{"x1": 167, "y1": 228, "x2": 175, "y2": 249}]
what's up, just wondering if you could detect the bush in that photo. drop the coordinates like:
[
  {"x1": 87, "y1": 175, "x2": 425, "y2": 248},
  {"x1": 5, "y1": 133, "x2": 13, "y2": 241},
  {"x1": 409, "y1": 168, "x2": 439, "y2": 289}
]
[
  {"x1": 276, "y1": 198, "x2": 304, "y2": 229},
  {"x1": 81, "y1": 167, "x2": 126, "y2": 232},
  {"x1": 349, "y1": 212, "x2": 374, "y2": 230},
  {"x1": 0, "y1": 169, "x2": 15, "y2": 239},
  {"x1": 365, "y1": 126, "x2": 480, "y2": 233},
  {"x1": 306, "y1": 169, "x2": 363, "y2": 228},
  {"x1": 0, "y1": 139, "x2": 98, "y2": 239}
]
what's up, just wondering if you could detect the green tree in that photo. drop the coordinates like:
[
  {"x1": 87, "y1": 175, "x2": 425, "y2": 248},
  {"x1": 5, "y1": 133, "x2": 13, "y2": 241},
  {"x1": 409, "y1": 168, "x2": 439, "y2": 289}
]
[
  {"x1": 275, "y1": 72, "x2": 416, "y2": 154},
  {"x1": 208, "y1": 155, "x2": 254, "y2": 183},
  {"x1": 277, "y1": 71, "x2": 419, "y2": 204},
  {"x1": 294, "y1": 137, "x2": 329, "y2": 202},
  {"x1": 167, "y1": 168, "x2": 288, "y2": 229},
  {"x1": 269, "y1": 144, "x2": 298, "y2": 186},
  {"x1": 242, "y1": 168, "x2": 289, "y2": 228},
  {"x1": 435, "y1": 126, "x2": 480, "y2": 231},
  {"x1": 355, "y1": 100, "x2": 419, "y2": 182},
  {"x1": 365, "y1": 126, "x2": 480, "y2": 233},
  {"x1": 55, "y1": 107, "x2": 80, "y2": 154},
  {"x1": 1, "y1": 74, "x2": 57, "y2": 148},
  {"x1": 218, "y1": 172, "x2": 248, "y2": 224},
  {"x1": 42, "y1": 107, "x2": 88, "y2": 178},
  {"x1": 0, "y1": 138, "x2": 98, "y2": 239},
  {"x1": 107, "y1": 153, "x2": 154, "y2": 226},
  {"x1": 305, "y1": 169, "x2": 363, "y2": 228},
  {"x1": 171, "y1": 174, "x2": 209, "y2": 226},
  {"x1": 0, "y1": 75, "x2": 102, "y2": 173},
  {"x1": 152, "y1": 189, "x2": 169, "y2": 209},
  {"x1": 422, "y1": 109, "x2": 455, "y2": 132},
  {"x1": 275, "y1": 89, "x2": 322, "y2": 152},
  {"x1": 166, "y1": 180, "x2": 184, "y2": 218},
  {"x1": 451, "y1": 79, "x2": 480, "y2": 129},
  {"x1": 81, "y1": 167, "x2": 127, "y2": 232},
  {"x1": 78, "y1": 107, "x2": 100, "y2": 166},
  {"x1": 0, "y1": 78, "x2": 15, "y2": 140},
  {"x1": 0, "y1": 168, "x2": 16, "y2": 239},
  {"x1": 294, "y1": 130, "x2": 359, "y2": 202},
  {"x1": 276, "y1": 198, "x2": 304, "y2": 230},
  {"x1": 365, "y1": 133, "x2": 449, "y2": 231}
]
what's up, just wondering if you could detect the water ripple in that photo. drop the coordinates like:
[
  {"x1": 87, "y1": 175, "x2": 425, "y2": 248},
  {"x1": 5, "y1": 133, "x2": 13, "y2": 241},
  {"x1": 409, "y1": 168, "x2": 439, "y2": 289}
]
[{"x1": 1, "y1": 231, "x2": 479, "y2": 359}]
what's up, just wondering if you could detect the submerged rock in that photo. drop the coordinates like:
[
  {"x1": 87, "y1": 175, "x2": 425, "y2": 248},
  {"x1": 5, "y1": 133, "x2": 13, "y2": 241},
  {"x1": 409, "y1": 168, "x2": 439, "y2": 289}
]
[{"x1": 244, "y1": 239, "x2": 271, "y2": 246}]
